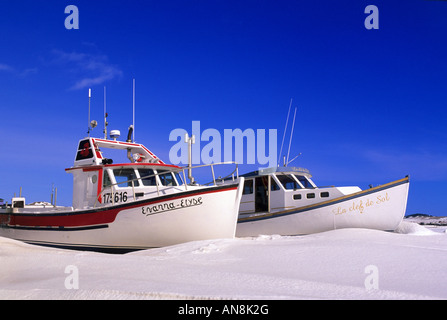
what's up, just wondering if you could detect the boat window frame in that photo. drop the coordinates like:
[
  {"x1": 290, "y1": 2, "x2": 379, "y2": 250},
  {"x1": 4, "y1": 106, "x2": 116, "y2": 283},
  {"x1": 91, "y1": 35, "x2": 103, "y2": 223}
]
[
  {"x1": 103, "y1": 169, "x2": 113, "y2": 189},
  {"x1": 294, "y1": 174, "x2": 316, "y2": 189},
  {"x1": 275, "y1": 173, "x2": 303, "y2": 190},
  {"x1": 174, "y1": 171, "x2": 184, "y2": 186},
  {"x1": 112, "y1": 168, "x2": 140, "y2": 188},
  {"x1": 270, "y1": 177, "x2": 280, "y2": 191},
  {"x1": 243, "y1": 179, "x2": 254, "y2": 195},
  {"x1": 155, "y1": 169, "x2": 179, "y2": 187},
  {"x1": 293, "y1": 194, "x2": 302, "y2": 200},
  {"x1": 104, "y1": 167, "x2": 184, "y2": 189},
  {"x1": 137, "y1": 168, "x2": 157, "y2": 187},
  {"x1": 320, "y1": 191, "x2": 330, "y2": 198}
]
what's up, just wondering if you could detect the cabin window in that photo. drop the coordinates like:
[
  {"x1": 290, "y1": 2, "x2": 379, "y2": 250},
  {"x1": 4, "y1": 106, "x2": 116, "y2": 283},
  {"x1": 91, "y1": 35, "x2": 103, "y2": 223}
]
[
  {"x1": 138, "y1": 169, "x2": 157, "y2": 186},
  {"x1": 306, "y1": 193, "x2": 315, "y2": 199},
  {"x1": 76, "y1": 139, "x2": 93, "y2": 160},
  {"x1": 270, "y1": 178, "x2": 280, "y2": 191},
  {"x1": 293, "y1": 194, "x2": 302, "y2": 200},
  {"x1": 277, "y1": 174, "x2": 301, "y2": 190},
  {"x1": 174, "y1": 172, "x2": 184, "y2": 185},
  {"x1": 113, "y1": 169, "x2": 139, "y2": 187},
  {"x1": 321, "y1": 192, "x2": 329, "y2": 198},
  {"x1": 295, "y1": 175, "x2": 314, "y2": 189},
  {"x1": 103, "y1": 170, "x2": 113, "y2": 188},
  {"x1": 157, "y1": 170, "x2": 178, "y2": 186},
  {"x1": 243, "y1": 180, "x2": 253, "y2": 195}
]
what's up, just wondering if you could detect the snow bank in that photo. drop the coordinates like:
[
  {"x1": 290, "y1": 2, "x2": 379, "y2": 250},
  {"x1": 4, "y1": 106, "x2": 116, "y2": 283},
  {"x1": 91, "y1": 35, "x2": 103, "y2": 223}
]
[
  {"x1": 1, "y1": 227, "x2": 447, "y2": 300},
  {"x1": 394, "y1": 221, "x2": 439, "y2": 236}
]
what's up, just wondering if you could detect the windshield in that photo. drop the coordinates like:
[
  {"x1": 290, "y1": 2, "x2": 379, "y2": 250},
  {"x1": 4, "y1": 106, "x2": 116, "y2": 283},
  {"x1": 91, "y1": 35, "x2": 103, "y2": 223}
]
[
  {"x1": 113, "y1": 168, "x2": 139, "y2": 187},
  {"x1": 276, "y1": 174, "x2": 301, "y2": 190},
  {"x1": 157, "y1": 170, "x2": 179, "y2": 186},
  {"x1": 138, "y1": 169, "x2": 157, "y2": 186},
  {"x1": 294, "y1": 175, "x2": 314, "y2": 189}
]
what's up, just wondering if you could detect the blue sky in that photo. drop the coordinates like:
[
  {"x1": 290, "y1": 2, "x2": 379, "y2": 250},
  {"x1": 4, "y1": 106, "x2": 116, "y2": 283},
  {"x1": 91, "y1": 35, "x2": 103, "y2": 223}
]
[{"x1": 0, "y1": 0, "x2": 446, "y2": 216}]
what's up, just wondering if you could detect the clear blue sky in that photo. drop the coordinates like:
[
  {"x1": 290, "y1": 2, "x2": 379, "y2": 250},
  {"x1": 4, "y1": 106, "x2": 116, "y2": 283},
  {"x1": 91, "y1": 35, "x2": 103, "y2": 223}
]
[{"x1": 0, "y1": 0, "x2": 446, "y2": 216}]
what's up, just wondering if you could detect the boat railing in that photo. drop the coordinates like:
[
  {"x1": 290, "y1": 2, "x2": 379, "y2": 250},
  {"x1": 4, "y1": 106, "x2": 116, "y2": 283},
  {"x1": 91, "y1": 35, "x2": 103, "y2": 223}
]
[
  {"x1": 185, "y1": 161, "x2": 239, "y2": 186},
  {"x1": 93, "y1": 161, "x2": 239, "y2": 208}
]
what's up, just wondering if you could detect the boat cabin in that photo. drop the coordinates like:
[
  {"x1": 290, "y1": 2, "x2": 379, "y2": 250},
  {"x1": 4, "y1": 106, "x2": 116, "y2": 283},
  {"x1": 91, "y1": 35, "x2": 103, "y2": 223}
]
[
  {"x1": 66, "y1": 137, "x2": 186, "y2": 210},
  {"x1": 238, "y1": 166, "x2": 361, "y2": 216}
]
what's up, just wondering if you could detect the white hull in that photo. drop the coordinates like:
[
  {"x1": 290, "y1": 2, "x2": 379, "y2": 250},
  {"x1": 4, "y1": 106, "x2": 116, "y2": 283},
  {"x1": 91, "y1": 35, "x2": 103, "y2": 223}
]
[
  {"x1": 0, "y1": 181, "x2": 244, "y2": 253},
  {"x1": 236, "y1": 177, "x2": 409, "y2": 237}
]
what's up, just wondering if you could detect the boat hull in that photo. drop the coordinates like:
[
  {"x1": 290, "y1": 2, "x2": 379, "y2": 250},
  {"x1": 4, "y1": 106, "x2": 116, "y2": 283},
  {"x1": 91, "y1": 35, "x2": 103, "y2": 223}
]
[
  {"x1": 0, "y1": 181, "x2": 244, "y2": 253},
  {"x1": 236, "y1": 177, "x2": 409, "y2": 237}
]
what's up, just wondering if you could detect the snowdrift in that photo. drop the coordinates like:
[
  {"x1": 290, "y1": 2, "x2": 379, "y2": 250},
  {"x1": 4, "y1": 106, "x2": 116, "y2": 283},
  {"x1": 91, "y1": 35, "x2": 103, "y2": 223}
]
[{"x1": 1, "y1": 222, "x2": 446, "y2": 300}]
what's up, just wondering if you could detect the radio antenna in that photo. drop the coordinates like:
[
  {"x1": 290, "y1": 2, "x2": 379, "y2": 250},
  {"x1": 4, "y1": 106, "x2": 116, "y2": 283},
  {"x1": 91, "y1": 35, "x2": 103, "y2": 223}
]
[
  {"x1": 87, "y1": 88, "x2": 92, "y2": 136},
  {"x1": 286, "y1": 107, "x2": 297, "y2": 166},
  {"x1": 278, "y1": 98, "x2": 292, "y2": 166},
  {"x1": 132, "y1": 78, "x2": 135, "y2": 142},
  {"x1": 103, "y1": 86, "x2": 108, "y2": 139}
]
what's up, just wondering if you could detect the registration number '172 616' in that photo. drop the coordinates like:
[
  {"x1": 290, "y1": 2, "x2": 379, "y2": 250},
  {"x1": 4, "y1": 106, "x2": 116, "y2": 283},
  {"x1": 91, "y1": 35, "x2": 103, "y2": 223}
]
[{"x1": 103, "y1": 192, "x2": 128, "y2": 204}]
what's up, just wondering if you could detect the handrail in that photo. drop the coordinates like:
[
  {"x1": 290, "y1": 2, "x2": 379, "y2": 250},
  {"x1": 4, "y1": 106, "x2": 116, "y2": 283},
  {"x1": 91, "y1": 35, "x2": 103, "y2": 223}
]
[
  {"x1": 192, "y1": 161, "x2": 239, "y2": 185},
  {"x1": 93, "y1": 161, "x2": 239, "y2": 208}
]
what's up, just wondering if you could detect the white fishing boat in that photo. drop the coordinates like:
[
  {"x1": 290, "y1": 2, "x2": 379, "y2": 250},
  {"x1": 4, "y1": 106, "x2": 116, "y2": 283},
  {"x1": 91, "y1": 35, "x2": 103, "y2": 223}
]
[
  {"x1": 0, "y1": 128, "x2": 244, "y2": 253},
  {"x1": 232, "y1": 166, "x2": 409, "y2": 237}
]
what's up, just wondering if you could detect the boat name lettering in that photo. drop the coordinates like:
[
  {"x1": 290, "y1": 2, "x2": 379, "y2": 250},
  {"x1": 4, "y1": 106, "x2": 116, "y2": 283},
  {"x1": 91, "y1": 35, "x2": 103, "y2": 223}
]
[
  {"x1": 142, "y1": 197, "x2": 203, "y2": 216},
  {"x1": 332, "y1": 192, "x2": 390, "y2": 215}
]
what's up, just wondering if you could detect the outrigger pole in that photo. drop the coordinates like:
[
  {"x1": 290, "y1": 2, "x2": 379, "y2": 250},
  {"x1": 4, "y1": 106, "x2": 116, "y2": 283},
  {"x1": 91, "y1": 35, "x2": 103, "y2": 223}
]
[{"x1": 286, "y1": 107, "x2": 297, "y2": 166}]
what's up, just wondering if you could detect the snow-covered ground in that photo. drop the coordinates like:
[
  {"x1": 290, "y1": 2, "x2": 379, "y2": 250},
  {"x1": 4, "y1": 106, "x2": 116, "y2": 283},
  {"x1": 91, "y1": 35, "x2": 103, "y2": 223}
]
[
  {"x1": 1, "y1": 218, "x2": 446, "y2": 300},
  {"x1": 404, "y1": 214, "x2": 447, "y2": 233}
]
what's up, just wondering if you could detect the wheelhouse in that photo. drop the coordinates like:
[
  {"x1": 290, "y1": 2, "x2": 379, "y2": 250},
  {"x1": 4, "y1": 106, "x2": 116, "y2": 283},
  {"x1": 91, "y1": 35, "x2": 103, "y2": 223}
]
[
  {"x1": 66, "y1": 163, "x2": 187, "y2": 209},
  {"x1": 239, "y1": 167, "x2": 321, "y2": 214},
  {"x1": 237, "y1": 166, "x2": 362, "y2": 216},
  {"x1": 66, "y1": 136, "x2": 189, "y2": 209},
  {"x1": 66, "y1": 135, "x2": 240, "y2": 210}
]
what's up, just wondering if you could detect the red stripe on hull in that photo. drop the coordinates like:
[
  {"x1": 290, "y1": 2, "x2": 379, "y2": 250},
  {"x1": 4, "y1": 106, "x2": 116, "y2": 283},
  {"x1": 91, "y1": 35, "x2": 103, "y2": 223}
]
[{"x1": 8, "y1": 209, "x2": 119, "y2": 228}]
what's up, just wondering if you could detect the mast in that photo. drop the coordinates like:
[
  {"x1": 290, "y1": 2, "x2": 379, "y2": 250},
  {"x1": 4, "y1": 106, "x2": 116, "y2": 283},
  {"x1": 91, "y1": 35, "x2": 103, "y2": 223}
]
[
  {"x1": 87, "y1": 88, "x2": 92, "y2": 136},
  {"x1": 132, "y1": 78, "x2": 135, "y2": 142},
  {"x1": 185, "y1": 133, "x2": 196, "y2": 184},
  {"x1": 103, "y1": 86, "x2": 108, "y2": 139}
]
